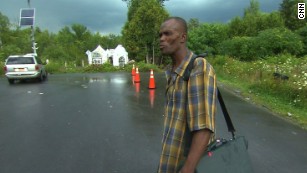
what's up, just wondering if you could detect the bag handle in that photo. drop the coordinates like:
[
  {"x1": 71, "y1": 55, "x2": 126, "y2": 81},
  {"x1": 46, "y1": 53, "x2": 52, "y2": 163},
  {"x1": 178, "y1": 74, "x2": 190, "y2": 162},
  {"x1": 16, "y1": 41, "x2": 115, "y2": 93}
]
[{"x1": 184, "y1": 53, "x2": 236, "y2": 139}]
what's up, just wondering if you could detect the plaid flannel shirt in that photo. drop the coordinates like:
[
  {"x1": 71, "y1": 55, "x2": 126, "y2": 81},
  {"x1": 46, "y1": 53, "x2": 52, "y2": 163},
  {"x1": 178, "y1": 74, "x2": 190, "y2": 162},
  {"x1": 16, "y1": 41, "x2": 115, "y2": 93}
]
[{"x1": 158, "y1": 51, "x2": 217, "y2": 173}]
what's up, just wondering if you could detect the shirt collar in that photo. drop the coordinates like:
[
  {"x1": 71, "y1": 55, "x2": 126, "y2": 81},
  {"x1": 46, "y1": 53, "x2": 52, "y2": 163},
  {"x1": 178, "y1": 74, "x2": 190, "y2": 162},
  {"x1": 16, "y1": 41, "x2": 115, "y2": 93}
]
[{"x1": 173, "y1": 50, "x2": 194, "y2": 78}]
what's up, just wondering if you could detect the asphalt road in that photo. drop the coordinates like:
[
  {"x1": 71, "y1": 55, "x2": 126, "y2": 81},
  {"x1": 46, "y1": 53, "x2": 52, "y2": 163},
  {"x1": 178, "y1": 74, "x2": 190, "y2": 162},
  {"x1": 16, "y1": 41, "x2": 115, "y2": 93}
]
[{"x1": 0, "y1": 72, "x2": 306, "y2": 173}]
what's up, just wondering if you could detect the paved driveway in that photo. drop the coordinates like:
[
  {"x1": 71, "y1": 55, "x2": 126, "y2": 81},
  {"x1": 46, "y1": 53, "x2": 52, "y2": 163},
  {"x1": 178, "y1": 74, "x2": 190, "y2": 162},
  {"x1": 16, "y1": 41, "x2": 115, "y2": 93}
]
[{"x1": 0, "y1": 72, "x2": 306, "y2": 173}]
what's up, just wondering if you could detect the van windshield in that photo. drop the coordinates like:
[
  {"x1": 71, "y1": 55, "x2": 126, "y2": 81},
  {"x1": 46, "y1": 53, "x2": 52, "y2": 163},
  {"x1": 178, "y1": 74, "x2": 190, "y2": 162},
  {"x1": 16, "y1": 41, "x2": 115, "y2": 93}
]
[{"x1": 6, "y1": 57, "x2": 35, "y2": 65}]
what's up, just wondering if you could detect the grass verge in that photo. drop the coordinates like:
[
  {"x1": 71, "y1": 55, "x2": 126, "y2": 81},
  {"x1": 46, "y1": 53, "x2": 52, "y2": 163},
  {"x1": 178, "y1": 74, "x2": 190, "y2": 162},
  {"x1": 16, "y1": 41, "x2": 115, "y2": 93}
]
[{"x1": 216, "y1": 71, "x2": 307, "y2": 130}]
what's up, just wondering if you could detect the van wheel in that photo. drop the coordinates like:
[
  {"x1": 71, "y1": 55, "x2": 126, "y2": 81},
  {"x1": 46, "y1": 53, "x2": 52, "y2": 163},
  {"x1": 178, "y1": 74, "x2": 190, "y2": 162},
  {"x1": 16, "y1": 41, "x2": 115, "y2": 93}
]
[
  {"x1": 38, "y1": 73, "x2": 44, "y2": 82},
  {"x1": 8, "y1": 79, "x2": 14, "y2": 84},
  {"x1": 44, "y1": 72, "x2": 48, "y2": 80}
]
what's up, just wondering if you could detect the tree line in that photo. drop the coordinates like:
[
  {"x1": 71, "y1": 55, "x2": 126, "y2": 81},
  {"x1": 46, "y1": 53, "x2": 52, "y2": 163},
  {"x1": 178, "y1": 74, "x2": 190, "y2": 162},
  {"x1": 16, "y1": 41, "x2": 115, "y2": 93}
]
[
  {"x1": 0, "y1": 0, "x2": 306, "y2": 66},
  {"x1": 188, "y1": 0, "x2": 307, "y2": 61},
  {"x1": 0, "y1": 19, "x2": 122, "y2": 66}
]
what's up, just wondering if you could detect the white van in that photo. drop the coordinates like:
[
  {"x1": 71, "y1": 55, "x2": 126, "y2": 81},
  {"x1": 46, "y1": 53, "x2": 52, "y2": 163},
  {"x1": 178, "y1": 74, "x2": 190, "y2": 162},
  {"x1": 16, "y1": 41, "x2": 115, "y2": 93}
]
[{"x1": 3, "y1": 54, "x2": 47, "y2": 84}]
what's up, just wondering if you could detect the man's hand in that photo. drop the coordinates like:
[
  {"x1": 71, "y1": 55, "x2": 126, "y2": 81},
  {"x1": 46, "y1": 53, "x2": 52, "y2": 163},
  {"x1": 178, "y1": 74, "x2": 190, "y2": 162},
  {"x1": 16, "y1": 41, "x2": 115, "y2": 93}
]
[{"x1": 178, "y1": 129, "x2": 212, "y2": 173}]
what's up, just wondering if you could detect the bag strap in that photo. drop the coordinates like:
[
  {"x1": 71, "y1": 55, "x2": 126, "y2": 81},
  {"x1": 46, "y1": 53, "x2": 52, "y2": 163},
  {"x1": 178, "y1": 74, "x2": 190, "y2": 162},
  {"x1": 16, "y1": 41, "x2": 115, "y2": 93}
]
[
  {"x1": 217, "y1": 88, "x2": 236, "y2": 138},
  {"x1": 183, "y1": 53, "x2": 236, "y2": 139}
]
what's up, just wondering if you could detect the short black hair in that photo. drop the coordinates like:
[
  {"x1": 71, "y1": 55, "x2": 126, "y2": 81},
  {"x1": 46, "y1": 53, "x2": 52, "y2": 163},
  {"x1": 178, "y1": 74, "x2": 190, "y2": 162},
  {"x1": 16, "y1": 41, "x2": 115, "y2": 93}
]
[{"x1": 164, "y1": 16, "x2": 188, "y2": 33}]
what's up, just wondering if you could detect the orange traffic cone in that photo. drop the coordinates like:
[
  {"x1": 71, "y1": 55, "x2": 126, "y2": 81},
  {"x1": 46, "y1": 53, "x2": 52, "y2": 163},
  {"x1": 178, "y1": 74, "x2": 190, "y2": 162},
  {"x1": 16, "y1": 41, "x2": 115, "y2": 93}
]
[
  {"x1": 134, "y1": 67, "x2": 141, "y2": 83},
  {"x1": 131, "y1": 64, "x2": 136, "y2": 76},
  {"x1": 148, "y1": 69, "x2": 156, "y2": 89}
]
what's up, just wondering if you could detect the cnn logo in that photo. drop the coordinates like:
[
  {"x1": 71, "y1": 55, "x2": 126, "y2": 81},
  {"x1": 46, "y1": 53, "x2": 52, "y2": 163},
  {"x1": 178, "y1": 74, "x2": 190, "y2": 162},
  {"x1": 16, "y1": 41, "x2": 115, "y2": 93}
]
[{"x1": 298, "y1": 3, "x2": 305, "y2": 19}]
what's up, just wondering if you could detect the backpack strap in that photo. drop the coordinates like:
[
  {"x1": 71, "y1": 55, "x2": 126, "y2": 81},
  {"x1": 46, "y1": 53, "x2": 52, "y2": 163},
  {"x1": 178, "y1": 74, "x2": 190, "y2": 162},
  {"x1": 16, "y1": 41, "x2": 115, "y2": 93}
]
[
  {"x1": 182, "y1": 53, "x2": 207, "y2": 81},
  {"x1": 183, "y1": 53, "x2": 236, "y2": 138}
]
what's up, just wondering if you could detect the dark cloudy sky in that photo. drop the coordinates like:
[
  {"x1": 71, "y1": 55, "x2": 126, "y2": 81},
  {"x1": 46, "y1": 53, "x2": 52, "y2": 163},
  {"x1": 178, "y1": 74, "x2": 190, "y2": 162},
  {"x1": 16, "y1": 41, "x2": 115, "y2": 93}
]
[{"x1": 0, "y1": 0, "x2": 283, "y2": 35}]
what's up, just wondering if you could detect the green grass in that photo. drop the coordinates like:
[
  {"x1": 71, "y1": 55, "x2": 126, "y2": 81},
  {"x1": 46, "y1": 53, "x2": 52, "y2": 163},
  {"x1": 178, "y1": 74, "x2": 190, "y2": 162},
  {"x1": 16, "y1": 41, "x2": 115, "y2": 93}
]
[
  {"x1": 209, "y1": 55, "x2": 307, "y2": 129},
  {"x1": 217, "y1": 76, "x2": 307, "y2": 129}
]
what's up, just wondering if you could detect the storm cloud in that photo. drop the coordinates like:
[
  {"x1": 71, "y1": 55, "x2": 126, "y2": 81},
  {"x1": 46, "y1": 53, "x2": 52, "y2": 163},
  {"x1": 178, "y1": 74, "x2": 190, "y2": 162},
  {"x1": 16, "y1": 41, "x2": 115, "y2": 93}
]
[{"x1": 0, "y1": 0, "x2": 283, "y2": 35}]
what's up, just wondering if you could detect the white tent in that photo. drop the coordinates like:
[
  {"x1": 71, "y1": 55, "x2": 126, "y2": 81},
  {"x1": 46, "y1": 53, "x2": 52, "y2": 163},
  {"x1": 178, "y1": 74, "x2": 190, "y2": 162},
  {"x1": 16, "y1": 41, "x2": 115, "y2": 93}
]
[
  {"x1": 109, "y1": 45, "x2": 129, "y2": 67},
  {"x1": 86, "y1": 44, "x2": 128, "y2": 66},
  {"x1": 87, "y1": 45, "x2": 108, "y2": 65}
]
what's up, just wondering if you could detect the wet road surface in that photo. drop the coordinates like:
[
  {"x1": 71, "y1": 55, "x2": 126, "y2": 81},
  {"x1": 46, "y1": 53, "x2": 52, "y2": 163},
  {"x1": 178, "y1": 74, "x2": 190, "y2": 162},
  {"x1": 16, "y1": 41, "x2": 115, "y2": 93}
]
[{"x1": 0, "y1": 72, "x2": 306, "y2": 173}]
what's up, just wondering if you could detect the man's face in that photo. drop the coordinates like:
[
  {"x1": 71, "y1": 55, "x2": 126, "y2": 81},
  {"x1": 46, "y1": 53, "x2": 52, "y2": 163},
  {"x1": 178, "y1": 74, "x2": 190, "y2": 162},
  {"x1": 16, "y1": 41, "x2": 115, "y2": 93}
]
[{"x1": 159, "y1": 19, "x2": 186, "y2": 56}]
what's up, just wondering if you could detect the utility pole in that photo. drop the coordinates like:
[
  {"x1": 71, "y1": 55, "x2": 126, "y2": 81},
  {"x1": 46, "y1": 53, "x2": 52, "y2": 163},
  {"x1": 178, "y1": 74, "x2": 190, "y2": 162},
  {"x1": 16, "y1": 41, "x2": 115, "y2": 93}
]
[{"x1": 27, "y1": 0, "x2": 37, "y2": 55}]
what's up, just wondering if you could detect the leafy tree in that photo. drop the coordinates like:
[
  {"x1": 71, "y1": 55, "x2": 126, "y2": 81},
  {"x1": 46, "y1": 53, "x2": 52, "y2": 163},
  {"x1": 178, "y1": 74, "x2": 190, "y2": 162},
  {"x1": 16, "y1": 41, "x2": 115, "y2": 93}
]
[
  {"x1": 101, "y1": 34, "x2": 122, "y2": 49},
  {"x1": 43, "y1": 44, "x2": 71, "y2": 62},
  {"x1": 188, "y1": 23, "x2": 229, "y2": 55},
  {"x1": 70, "y1": 24, "x2": 91, "y2": 58},
  {"x1": 122, "y1": 0, "x2": 168, "y2": 6},
  {"x1": 219, "y1": 36, "x2": 257, "y2": 61},
  {"x1": 86, "y1": 32, "x2": 104, "y2": 50},
  {"x1": 244, "y1": 0, "x2": 260, "y2": 16},
  {"x1": 241, "y1": 0, "x2": 261, "y2": 36},
  {"x1": 56, "y1": 26, "x2": 74, "y2": 48},
  {"x1": 47, "y1": 24, "x2": 123, "y2": 64},
  {"x1": 228, "y1": 17, "x2": 246, "y2": 37},
  {"x1": 242, "y1": 13, "x2": 262, "y2": 36},
  {"x1": 123, "y1": 0, "x2": 167, "y2": 20},
  {"x1": 280, "y1": 0, "x2": 307, "y2": 31},
  {"x1": 0, "y1": 12, "x2": 40, "y2": 60},
  {"x1": 256, "y1": 28, "x2": 303, "y2": 56},
  {"x1": 125, "y1": 0, "x2": 141, "y2": 21},
  {"x1": 0, "y1": 44, "x2": 22, "y2": 62},
  {"x1": 122, "y1": 0, "x2": 169, "y2": 63},
  {"x1": 188, "y1": 18, "x2": 200, "y2": 31},
  {"x1": 0, "y1": 12, "x2": 11, "y2": 60},
  {"x1": 296, "y1": 25, "x2": 307, "y2": 55},
  {"x1": 12, "y1": 28, "x2": 33, "y2": 53},
  {"x1": 122, "y1": 23, "x2": 139, "y2": 59},
  {"x1": 221, "y1": 27, "x2": 303, "y2": 60},
  {"x1": 265, "y1": 11, "x2": 285, "y2": 29},
  {"x1": 52, "y1": 24, "x2": 88, "y2": 63},
  {"x1": 229, "y1": 0, "x2": 284, "y2": 37},
  {"x1": 0, "y1": 12, "x2": 10, "y2": 46},
  {"x1": 0, "y1": 28, "x2": 33, "y2": 59},
  {"x1": 35, "y1": 28, "x2": 56, "y2": 59},
  {"x1": 71, "y1": 24, "x2": 90, "y2": 43}
]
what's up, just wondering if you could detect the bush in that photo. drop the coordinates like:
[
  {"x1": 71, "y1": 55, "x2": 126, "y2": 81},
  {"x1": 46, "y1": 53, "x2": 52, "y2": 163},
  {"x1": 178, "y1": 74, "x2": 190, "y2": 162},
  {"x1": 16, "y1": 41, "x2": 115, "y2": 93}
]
[
  {"x1": 220, "y1": 28, "x2": 304, "y2": 61},
  {"x1": 296, "y1": 25, "x2": 307, "y2": 56},
  {"x1": 189, "y1": 23, "x2": 229, "y2": 55},
  {"x1": 83, "y1": 62, "x2": 118, "y2": 73},
  {"x1": 256, "y1": 28, "x2": 304, "y2": 57},
  {"x1": 45, "y1": 61, "x2": 85, "y2": 73},
  {"x1": 220, "y1": 36, "x2": 258, "y2": 61},
  {"x1": 133, "y1": 61, "x2": 161, "y2": 72},
  {"x1": 45, "y1": 62, "x2": 65, "y2": 74},
  {"x1": 0, "y1": 45, "x2": 22, "y2": 62},
  {"x1": 0, "y1": 61, "x2": 4, "y2": 75}
]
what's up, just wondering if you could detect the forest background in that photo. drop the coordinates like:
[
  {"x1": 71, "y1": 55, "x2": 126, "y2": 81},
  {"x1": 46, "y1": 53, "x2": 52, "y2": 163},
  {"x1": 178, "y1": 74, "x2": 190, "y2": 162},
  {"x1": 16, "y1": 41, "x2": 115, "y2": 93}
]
[{"x1": 0, "y1": 0, "x2": 306, "y2": 128}]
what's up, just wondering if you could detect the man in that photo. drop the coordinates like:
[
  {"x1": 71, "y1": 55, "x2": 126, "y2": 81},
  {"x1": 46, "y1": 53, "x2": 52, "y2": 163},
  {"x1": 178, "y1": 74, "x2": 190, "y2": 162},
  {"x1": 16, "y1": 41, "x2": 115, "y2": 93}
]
[{"x1": 157, "y1": 17, "x2": 217, "y2": 173}]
